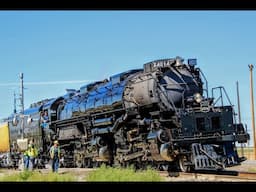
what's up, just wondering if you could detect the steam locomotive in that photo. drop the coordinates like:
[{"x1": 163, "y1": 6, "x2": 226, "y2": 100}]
[{"x1": 0, "y1": 56, "x2": 249, "y2": 172}]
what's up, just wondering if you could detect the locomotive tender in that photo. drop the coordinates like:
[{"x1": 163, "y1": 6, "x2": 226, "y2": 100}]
[{"x1": 0, "y1": 56, "x2": 250, "y2": 172}]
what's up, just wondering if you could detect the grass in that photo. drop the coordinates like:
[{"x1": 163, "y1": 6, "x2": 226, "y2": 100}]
[
  {"x1": 0, "y1": 170, "x2": 76, "y2": 182},
  {"x1": 248, "y1": 168, "x2": 256, "y2": 172},
  {"x1": 237, "y1": 147, "x2": 254, "y2": 153},
  {"x1": 0, "y1": 165, "x2": 163, "y2": 182},
  {"x1": 86, "y1": 164, "x2": 163, "y2": 182},
  {"x1": 237, "y1": 147, "x2": 255, "y2": 160}
]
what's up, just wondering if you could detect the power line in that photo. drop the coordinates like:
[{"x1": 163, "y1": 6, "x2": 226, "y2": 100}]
[{"x1": 0, "y1": 80, "x2": 95, "y2": 87}]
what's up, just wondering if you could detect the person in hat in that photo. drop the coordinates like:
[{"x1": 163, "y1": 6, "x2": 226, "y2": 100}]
[
  {"x1": 24, "y1": 139, "x2": 38, "y2": 170},
  {"x1": 49, "y1": 140, "x2": 61, "y2": 173}
]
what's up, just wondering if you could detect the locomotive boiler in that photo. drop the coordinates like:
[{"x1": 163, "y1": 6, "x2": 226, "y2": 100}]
[{"x1": 0, "y1": 56, "x2": 249, "y2": 172}]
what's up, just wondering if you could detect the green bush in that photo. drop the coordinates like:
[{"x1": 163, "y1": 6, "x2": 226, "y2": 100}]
[
  {"x1": 0, "y1": 170, "x2": 75, "y2": 182},
  {"x1": 86, "y1": 164, "x2": 163, "y2": 181}
]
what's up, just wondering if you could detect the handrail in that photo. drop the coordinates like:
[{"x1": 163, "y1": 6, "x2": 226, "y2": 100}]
[
  {"x1": 211, "y1": 86, "x2": 232, "y2": 107},
  {"x1": 198, "y1": 68, "x2": 208, "y2": 98}
]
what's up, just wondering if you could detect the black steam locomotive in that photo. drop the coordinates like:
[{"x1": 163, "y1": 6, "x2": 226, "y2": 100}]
[{"x1": 0, "y1": 56, "x2": 249, "y2": 172}]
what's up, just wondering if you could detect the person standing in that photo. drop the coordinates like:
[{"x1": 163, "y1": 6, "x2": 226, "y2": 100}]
[
  {"x1": 40, "y1": 110, "x2": 49, "y2": 129},
  {"x1": 24, "y1": 140, "x2": 38, "y2": 170},
  {"x1": 23, "y1": 148, "x2": 29, "y2": 170},
  {"x1": 50, "y1": 140, "x2": 60, "y2": 173}
]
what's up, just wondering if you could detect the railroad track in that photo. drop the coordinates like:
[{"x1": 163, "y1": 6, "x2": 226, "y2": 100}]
[{"x1": 159, "y1": 171, "x2": 256, "y2": 181}]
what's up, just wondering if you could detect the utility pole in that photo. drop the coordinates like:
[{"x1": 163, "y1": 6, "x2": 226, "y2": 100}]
[
  {"x1": 236, "y1": 81, "x2": 241, "y2": 124},
  {"x1": 20, "y1": 73, "x2": 24, "y2": 139},
  {"x1": 236, "y1": 81, "x2": 244, "y2": 156},
  {"x1": 13, "y1": 91, "x2": 17, "y2": 114},
  {"x1": 249, "y1": 64, "x2": 256, "y2": 160}
]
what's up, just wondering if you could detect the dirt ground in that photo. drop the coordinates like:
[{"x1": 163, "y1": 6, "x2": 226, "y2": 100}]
[
  {"x1": 0, "y1": 160, "x2": 255, "y2": 182},
  {"x1": 163, "y1": 160, "x2": 256, "y2": 182},
  {"x1": 0, "y1": 167, "x2": 95, "y2": 181}
]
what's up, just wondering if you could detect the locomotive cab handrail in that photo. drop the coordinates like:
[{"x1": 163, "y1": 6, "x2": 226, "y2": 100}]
[
  {"x1": 197, "y1": 68, "x2": 208, "y2": 98},
  {"x1": 211, "y1": 86, "x2": 233, "y2": 107}
]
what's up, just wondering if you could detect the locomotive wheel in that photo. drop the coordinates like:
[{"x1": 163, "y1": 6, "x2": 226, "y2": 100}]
[
  {"x1": 84, "y1": 158, "x2": 93, "y2": 168},
  {"x1": 74, "y1": 154, "x2": 84, "y2": 168},
  {"x1": 93, "y1": 161, "x2": 100, "y2": 168},
  {"x1": 161, "y1": 164, "x2": 169, "y2": 171},
  {"x1": 179, "y1": 155, "x2": 191, "y2": 172},
  {"x1": 156, "y1": 163, "x2": 169, "y2": 171},
  {"x1": 76, "y1": 160, "x2": 83, "y2": 168}
]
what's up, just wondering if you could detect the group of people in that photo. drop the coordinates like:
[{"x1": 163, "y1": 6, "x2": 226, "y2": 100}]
[
  {"x1": 23, "y1": 139, "x2": 60, "y2": 173},
  {"x1": 22, "y1": 110, "x2": 61, "y2": 172}
]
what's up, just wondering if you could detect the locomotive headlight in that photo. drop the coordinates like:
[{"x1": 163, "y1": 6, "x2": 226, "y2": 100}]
[{"x1": 194, "y1": 93, "x2": 202, "y2": 103}]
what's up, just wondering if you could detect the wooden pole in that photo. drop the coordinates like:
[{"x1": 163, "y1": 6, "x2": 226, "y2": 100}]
[
  {"x1": 249, "y1": 64, "x2": 256, "y2": 160},
  {"x1": 236, "y1": 81, "x2": 244, "y2": 156},
  {"x1": 20, "y1": 72, "x2": 24, "y2": 139}
]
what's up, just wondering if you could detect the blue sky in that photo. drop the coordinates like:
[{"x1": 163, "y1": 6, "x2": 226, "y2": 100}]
[{"x1": 0, "y1": 11, "x2": 255, "y2": 145}]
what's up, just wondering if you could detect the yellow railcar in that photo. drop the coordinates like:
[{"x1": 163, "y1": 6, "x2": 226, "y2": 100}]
[{"x1": 0, "y1": 122, "x2": 10, "y2": 153}]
